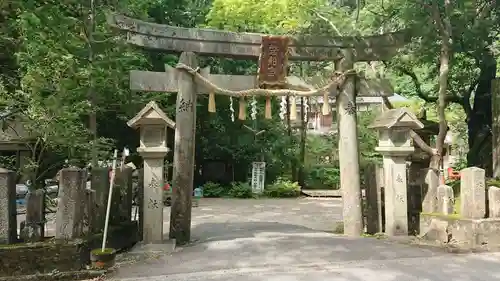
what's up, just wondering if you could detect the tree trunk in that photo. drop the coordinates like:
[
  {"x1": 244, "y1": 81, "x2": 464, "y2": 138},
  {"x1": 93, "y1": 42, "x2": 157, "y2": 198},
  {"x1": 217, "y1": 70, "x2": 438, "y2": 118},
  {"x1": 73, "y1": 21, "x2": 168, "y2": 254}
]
[
  {"x1": 286, "y1": 96, "x2": 297, "y2": 181},
  {"x1": 467, "y1": 51, "x2": 496, "y2": 174},
  {"x1": 429, "y1": 0, "x2": 452, "y2": 175},
  {"x1": 298, "y1": 97, "x2": 307, "y2": 188}
]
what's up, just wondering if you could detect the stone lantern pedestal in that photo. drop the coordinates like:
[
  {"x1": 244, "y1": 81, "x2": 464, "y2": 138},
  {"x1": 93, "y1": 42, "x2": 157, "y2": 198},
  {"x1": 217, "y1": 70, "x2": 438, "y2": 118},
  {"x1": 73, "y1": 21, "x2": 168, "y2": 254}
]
[
  {"x1": 370, "y1": 108, "x2": 424, "y2": 236},
  {"x1": 128, "y1": 101, "x2": 175, "y2": 243}
]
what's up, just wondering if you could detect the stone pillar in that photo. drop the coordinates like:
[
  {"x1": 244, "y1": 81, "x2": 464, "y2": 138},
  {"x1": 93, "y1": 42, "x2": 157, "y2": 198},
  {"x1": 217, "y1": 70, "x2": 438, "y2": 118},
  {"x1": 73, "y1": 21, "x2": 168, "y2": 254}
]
[
  {"x1": 364, "y1": 163, "x2": 383, "y2": 234},
  {"x1": 91, "y1": 167, "x2": 110, "y2": 231},
  {"x1": 170, "y1": 52, "x2": 198, "y2": 244},
  {"x1": 422, "y1": 169, "x2": 439, "y2": 213},
  {"x1": 140, "y1": 156, "x2": 166, "y2": 243},
  {"x1": 0, "y1": 168, "x2": 17, "y2": 244},
  {"x1": 55, "y1": 168, "x2": 87, "y2": 240},
  {"x1": 492, "y1": 79, "x2": 500, "y2": 177},
  {"x1": 137, "y1": 168, "x2": 144, "y2": 241},
  {"x1": 337, "y1": 51, "x2": 363, "y2": 236},
  {"x1": 488, "y1": 186, "x2": 500, "y2": 218},
  {"x1": 116, "y1": 168, "x2": 133, "y2": 223},
  {"x1": 22, "y1": 189, "x2": 44, "y2": 242},
  {"x1": 383, "y1": 156, "x2": 409, "y2": 236},
  {"x1": 436, "y1": 185, "x2": 454, "y2": 215},
  {"x1": 460, "y1": 167, "x2": 486, "y2": 219},
  {"x1": 84, "y1": 189, "x2": 97, "y2": 234}
]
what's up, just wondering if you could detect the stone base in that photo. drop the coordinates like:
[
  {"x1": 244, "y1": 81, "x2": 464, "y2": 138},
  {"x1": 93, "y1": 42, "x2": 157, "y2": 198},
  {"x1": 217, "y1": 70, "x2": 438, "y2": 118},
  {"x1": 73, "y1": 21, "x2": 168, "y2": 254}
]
[
  {"x1": 125, "y1": 239, "x2": 176, "y2": 256},
  {"x1": 0, "y1": 270, "x2": 105, "y2": 281},
  {"x1": 420, "y1": 213, "x2": 500, "y2": 251},
  {"x1": 0, "y1": 240, "x2": 87, "y2": 277}
]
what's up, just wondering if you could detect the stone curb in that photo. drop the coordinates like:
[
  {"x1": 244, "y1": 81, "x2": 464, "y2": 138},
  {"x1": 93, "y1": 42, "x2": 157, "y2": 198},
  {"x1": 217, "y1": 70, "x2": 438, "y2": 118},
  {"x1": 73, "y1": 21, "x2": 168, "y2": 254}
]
[
  {"x1": 0, "y1": 270, "x2": 106, "y2": 281},
  {"x1": 381, "y1": 235, "x2": 500, "y2": 254}
]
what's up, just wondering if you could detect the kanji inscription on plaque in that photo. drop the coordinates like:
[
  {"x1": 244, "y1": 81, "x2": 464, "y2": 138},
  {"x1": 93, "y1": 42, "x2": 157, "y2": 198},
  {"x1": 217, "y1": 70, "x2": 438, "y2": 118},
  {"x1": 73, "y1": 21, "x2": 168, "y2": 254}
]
[{"x1": 258, "y1": 36, "x2": 289, "y2": 87}]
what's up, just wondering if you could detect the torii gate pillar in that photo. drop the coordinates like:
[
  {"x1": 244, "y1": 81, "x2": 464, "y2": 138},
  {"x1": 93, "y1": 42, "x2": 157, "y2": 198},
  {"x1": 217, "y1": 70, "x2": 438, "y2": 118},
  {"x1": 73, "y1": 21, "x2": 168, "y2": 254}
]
[
  {"x1": 337, "y1": 51, "x2": 363, "y2": 236},
  {"x1": 169, "y1": 52, "x2": 200, "y2": 245}
]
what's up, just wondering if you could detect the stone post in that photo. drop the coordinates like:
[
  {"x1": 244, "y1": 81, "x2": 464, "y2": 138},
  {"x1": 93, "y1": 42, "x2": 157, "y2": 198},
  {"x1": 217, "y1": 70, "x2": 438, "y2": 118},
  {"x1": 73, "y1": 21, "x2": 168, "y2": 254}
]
[
  {"x1": 0, "y1": 168, "x2": 17, "y2": 244},
  {"x1": 383, "y1": 156, "x2": 409, "y2": 235},
  {"x1": 364, "y1": 163, "x2": 383, "y2": 234},
  {"x1": 422, "y1": 169, "x2": 439, "y2": 213},
  {"x1": 337, "y1": 51, "x2": 363, "y2": 236},
  {"x1": 84, "y1": 189, "x2": 97, "y2": 234},
  {"x1": 488, "y1": 186, "x2": 500, "y2": 218},
  {"x1": 22, "y1": 189, "x2": 44, "y2": 242},
  {"x1": 369, "y1": 108, "x2": 424, "y2": 236},
  {"x1": 111, "y1": 168, "x2": 133, "y2": 224},
  {"x1": 492, "y1": 79, "x2": 500, "y2": 177},
  {"x1": 137, "y1": 168, "x2": 144, "y2": 241},
  {"x1": 437, "y1": 185, "x2": 454, "y2": 215},
  {"x1": 118, "y1": 168, "x2": 133, "y2": 222},
  {"x1": 128, "y1": 101, "x2": 174, "y2": 244},
  {"x1": 170, "y1": 52, "x2": 198, "y2": 244},
  {"x1": 460, "y1": 167, "x2": 486, "y2": 219},
  {"x1": 55, "y1": 168, "x2": 87, "y2": 240},
  {"x1": 91, "y1": 167, "x2": 110, "y2": 231}
]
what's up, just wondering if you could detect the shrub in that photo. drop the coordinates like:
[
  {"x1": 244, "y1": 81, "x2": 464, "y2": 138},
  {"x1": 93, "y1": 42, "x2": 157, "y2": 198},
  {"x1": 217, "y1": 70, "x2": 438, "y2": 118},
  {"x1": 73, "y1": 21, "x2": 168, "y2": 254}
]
[
  {"x1": 304, "y1": 164, "x2": 340, "y2": 190},
  {"x1": 265, "y1": 178, "x2": 301, "y2": 198},
  {"x1": 228, "y1": 182, "x2": 253, "y2": 198},
  {"x1": 202, "y1": 181, "x2": 227, "y2": 197}
]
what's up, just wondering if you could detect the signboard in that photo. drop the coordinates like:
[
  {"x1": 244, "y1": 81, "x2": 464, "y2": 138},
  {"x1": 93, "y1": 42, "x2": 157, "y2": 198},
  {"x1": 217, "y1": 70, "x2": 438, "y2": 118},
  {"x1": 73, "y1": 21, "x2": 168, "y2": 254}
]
[
  {"x1": 251, "y1": 162, "x2": 266, "y2": 194},
  {"x1": 258, "y1": 36, "x2": 290, "y2": 87}
]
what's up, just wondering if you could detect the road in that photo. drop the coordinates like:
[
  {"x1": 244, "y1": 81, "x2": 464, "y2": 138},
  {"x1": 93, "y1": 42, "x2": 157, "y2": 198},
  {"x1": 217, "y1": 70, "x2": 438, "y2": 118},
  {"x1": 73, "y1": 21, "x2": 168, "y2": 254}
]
[{"x1": 108, "y1": 198, "x2": 500, "y2": 281}]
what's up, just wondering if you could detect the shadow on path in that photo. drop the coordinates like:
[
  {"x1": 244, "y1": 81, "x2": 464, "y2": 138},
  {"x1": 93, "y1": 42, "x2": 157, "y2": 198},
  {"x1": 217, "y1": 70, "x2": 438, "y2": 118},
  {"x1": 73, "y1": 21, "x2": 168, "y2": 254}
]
[{"x1": 112, "y1": 221, "x2": 449, "y2": 280}]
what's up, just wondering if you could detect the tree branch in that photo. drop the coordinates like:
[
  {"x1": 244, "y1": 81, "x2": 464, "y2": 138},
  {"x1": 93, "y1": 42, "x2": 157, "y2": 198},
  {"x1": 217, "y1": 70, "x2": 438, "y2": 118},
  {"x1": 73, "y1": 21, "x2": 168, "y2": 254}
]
[
  {"x1": 310, "y1": 9, "x2": 342, "y2": 36},
  {"x1": 393, "y1": 65, "x2": 438, "y2": 102}
]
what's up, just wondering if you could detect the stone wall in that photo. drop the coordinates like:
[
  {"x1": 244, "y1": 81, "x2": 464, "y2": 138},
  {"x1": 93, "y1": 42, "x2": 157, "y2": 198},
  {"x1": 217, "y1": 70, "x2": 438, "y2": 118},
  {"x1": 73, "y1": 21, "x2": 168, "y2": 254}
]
[
  {"x1": 0, "y1": 221, "x2": 139, "y2": 278},
  {"x1": 420, "y1": 167, "x2": 500, "y2": 250},
  {"x1": 0, "y1": 241, "x2": 86, "y2": 277}
]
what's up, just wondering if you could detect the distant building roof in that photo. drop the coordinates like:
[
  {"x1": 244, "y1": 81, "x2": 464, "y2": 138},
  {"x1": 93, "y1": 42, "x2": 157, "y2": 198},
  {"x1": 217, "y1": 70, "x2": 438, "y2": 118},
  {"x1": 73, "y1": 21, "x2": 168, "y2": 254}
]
[{"x1": 298, "y1": 93, "x2": 409, "y2": 105}]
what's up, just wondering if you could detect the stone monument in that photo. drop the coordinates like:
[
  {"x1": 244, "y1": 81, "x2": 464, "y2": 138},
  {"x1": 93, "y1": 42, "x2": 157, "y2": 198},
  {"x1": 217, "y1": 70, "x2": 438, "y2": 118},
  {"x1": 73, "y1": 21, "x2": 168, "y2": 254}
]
[
  {"x1": 370, "y1": 108, "x2": 424, "y2": 236},
  {"x1": 128, "y1": 101, "x2": 175, "y2": 243},
  {"x1": 0, "y1": 168, "x2": 16, "y2": 244}
]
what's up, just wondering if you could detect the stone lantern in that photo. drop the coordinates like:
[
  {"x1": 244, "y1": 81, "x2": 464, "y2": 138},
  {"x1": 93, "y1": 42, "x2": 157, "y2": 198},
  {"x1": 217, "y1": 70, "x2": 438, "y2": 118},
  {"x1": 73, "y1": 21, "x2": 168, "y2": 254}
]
[
  {"x1": 128, "y1": 101, "x2": 175, "y2": 243},
  {"x1": 369, "y1": 108, "x2": 424, "y2": 236}
]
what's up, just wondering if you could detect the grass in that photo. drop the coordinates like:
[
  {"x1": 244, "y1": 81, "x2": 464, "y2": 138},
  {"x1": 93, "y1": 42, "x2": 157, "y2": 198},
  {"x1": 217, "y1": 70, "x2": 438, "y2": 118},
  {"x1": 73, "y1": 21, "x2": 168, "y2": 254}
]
[
  {"x1": 421, "y1": 212, "x2": 462, "y2": 219},
  {"x1": 91, "y1": 248, "x2": 115, "y2": 255},
  {"x1": 453, "y1": 196, "x2": 461, "y2": 215}
]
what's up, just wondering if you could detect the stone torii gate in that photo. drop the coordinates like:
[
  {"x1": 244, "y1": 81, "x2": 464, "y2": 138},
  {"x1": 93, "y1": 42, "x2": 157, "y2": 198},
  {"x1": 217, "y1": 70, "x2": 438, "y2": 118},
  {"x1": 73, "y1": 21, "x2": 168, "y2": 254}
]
[{"x1": 108, "y1": 14, "x2": 409, "y2": 243}]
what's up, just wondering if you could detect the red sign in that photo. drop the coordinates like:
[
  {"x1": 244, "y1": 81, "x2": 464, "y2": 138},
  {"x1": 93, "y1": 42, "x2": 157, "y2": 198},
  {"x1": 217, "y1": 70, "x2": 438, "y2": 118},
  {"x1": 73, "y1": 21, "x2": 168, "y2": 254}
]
[{"x1": 258, "y1": 36, "x2": 290, "y2": 87}]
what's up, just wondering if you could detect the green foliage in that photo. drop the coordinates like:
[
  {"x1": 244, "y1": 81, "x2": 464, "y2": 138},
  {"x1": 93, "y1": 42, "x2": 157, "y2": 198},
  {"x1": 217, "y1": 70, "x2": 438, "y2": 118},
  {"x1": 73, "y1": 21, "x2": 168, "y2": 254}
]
[
  {"x1": 228, "y1": 182, "x2": 253, "y2": 198},
  {"x1": 206, "y1": 0, "x2": 325, "y2": 33},
  {"x1": 264, "y1": 178, "x2": 301, "y2": 198},
  {"x1": 1, "y1": 0, "x2": 497, "y2": 193},
  {"x1": 202, "y1": 181, "x2": 226, "y2": 198},
  {"x1": 304, "y1": 164, "x2": 340, "y2": 190}
]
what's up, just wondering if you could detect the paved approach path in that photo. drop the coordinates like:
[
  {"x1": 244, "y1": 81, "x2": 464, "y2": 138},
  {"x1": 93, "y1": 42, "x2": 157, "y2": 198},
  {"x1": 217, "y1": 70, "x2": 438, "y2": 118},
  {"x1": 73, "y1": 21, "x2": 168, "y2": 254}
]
[{"x1": 110, "y1": 198, "x2": 500, "y2": 281}]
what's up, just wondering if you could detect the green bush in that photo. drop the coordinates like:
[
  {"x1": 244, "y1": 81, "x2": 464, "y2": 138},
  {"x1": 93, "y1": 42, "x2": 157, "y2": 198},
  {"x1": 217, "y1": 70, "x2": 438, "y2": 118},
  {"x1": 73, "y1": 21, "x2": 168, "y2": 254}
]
[
  {"x1": 304, "y1": 164, "x2": 340, "y2": 190},
  {"x1": 265, "y1": 178, "x2": 301, "y2": 198},
  {"x1": 202, "y1": 181, "x2": 227, "y2": 197},
  {"x1": 228, "y1": 182, "x2": 253, "y2": 198}
]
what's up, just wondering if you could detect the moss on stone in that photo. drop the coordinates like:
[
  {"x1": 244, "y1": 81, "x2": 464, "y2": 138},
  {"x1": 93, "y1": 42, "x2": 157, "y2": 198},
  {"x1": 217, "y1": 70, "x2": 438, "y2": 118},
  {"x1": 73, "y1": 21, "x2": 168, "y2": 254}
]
[
  {"x1": 332, "y1": 222, "x2": 344, "y2": 234},
  {"x1": 91, "y1": 248, "x2": 115, "y2": 255},
  {"x1": 421, "y1": 212, "x2": 462, "y2": 219}
]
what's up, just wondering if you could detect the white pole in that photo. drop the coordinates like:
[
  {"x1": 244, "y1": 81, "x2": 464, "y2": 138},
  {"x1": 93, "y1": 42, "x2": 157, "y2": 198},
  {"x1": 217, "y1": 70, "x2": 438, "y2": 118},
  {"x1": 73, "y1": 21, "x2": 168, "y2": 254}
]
[{"x1": 101, "y1": 149, "x2": 118, "y2": 251}]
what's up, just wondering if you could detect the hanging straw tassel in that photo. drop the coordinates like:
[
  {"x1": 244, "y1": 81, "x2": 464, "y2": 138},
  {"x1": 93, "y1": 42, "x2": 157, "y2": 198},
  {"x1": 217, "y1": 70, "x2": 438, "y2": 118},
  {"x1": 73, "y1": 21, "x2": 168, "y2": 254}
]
[
  {"x1": 265, "y1": 96, "x2": 272, "y2": 119},
  {"x1": 238, "y1": 96, "x2": 246, "y2": 120},
  {"x1": 208, "y1": 91, "x2": 216, "y2": 113},
  {"x1": 289, "y1": 96, "x2": 297, "y2": 121},
  {"x1": 322, "y1": 92, "x2": 330, "y2": 115}
]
